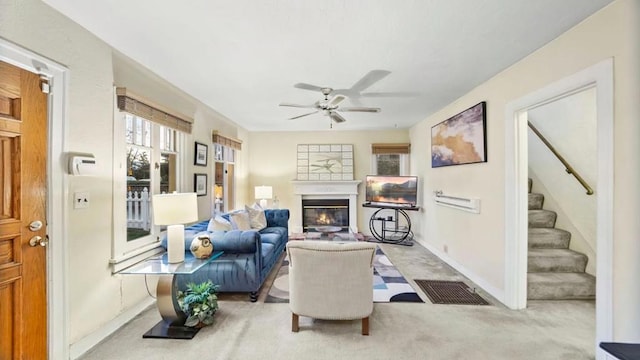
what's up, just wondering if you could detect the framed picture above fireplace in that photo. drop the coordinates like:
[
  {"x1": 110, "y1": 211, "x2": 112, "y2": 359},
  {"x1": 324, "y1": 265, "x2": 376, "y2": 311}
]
[{"x1": 297, "y1": 144, "x2": 354, "y2": 181}]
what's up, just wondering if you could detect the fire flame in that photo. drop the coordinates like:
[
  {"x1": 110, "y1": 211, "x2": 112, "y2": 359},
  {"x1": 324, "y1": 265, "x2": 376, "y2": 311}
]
[{"x1": 317, "y1": 213, "x2": 332, "y2": 225}]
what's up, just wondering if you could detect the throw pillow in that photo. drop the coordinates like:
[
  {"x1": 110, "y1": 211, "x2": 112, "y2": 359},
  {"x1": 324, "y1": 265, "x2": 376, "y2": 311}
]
[
  {"x1": 207, "y1": 215, "x2": 232, "y2": 232},
  {"x1": 229, "y1": 211, "x2": 252, "y2": 231},
  {"x1": 245, "y1": 203, "x2": 267, "y2": 230}
]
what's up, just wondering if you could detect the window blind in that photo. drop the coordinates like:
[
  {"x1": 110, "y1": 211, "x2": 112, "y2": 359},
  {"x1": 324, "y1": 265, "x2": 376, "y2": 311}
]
[
  {"x1": 371, "y1": 143, "x2": 411, "y2": 154},
  {"x1": 116, "y1": 87, "x2": 193, "y2": 134},
  {"x1": 212, "y1": 130, "x2": 242, "y2": 150}
]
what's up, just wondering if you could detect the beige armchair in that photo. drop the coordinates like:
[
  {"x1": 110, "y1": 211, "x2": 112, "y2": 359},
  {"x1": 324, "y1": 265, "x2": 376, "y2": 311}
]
[{"x1": 286, "y1": 241, "x2": 378, "y2": 335}]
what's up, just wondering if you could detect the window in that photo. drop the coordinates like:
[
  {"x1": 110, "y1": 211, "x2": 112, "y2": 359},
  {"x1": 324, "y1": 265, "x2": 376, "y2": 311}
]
[
  {"x1": 371, "y1": 143, "x2": 410, "y2": 176},
  {"x1": 211, "y1": 131, "x2": 242, "y2": 215},
  {"x1": 125, "y1": 114, "x2": 181, "y2": 241},
  {"x1": 213, "y1": 144, "x2": 235, "y2": 215},
  {"x1": 112, "y1": 88, "x2": 192, "y2": 272}
]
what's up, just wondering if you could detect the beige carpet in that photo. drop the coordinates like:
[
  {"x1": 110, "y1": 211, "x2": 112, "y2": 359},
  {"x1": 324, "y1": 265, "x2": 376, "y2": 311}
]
[{"x1": 79, "y1": 242, "x2": 596, "y2": 360}]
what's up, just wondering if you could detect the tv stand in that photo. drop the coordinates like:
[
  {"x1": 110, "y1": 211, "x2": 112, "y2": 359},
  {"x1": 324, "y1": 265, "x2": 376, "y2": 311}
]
[{"x1": 362, "y1": 203, "x2": 419, "y2": 246}]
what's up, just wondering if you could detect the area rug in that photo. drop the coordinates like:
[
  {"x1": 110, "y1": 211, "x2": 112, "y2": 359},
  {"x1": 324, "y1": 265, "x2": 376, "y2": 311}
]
[
  {"x1": 414, "y1": 279, "x2": 490, "y2": 305},
  {"x1": 265, "y1": 247, "x2": 423, "y2": 303}
]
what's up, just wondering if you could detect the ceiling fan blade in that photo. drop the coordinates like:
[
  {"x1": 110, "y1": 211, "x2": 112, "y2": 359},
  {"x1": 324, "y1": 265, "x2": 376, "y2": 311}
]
[
  {"x1": 339, "y1": 107, "x2": 381, "y2": 113},
  {"x1": 350, "y1": 70, "x2": 391, "y2": 93},
  {"x1": 327, "y1": 94, "x2": 346, "y2": 107},
  {"x1": 288, "y1": 110, "x2": 319, "y2": 120},
  {"x1": 279, "y1": 102, "x2": 316, "y2": 108},
  {"x1": 294, "y1": 83, "x2": 326, "y2": 92},
  {"x1": 360, "y1": 91, "x2": 420, "y2": 98},
  {"x1": 329, "y1": 112, "x2": 347, "y2": 123}
]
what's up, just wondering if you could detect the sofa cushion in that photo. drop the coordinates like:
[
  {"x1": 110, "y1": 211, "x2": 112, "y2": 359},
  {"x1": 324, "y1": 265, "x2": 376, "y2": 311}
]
[
  {"x1": 230, "y1": 211, "x2": 252, "y2": 230},
  {"x1": 207, "y1": 215, "x2": 232, "y2": 231},
  {"x1": 245, "y1": 204, "x2": 267, "y2": 230}
]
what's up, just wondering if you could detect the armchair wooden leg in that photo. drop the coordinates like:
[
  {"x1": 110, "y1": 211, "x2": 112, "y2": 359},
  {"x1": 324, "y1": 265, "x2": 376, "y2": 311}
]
[
  {"x1": 292, "y1": 313, "x2": 299, "y2": 332},
  {"x1": 362, "y1": 317, "x2": 369, "y2": 336}
]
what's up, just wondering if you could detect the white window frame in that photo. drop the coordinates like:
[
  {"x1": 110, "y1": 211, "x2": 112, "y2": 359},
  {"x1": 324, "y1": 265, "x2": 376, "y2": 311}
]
[
  {"x1": 211, "y1": 144, "x2": 236, "y2": 216},
  {"x1": 110, "y1": 103, "x2": 186, "y2": 272},
  {"x1": 371, "y1": 153, "x2": 410, "y2": 176}
]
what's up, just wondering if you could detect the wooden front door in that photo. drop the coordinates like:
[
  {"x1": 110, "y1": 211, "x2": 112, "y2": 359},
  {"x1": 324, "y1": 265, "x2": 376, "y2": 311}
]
[{"x1": 0, "y1": 60, "x2": 48, "y2": 359}]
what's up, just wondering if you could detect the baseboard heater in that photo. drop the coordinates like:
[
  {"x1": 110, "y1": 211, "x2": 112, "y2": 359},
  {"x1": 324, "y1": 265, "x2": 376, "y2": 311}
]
[{"x1": 433, "y1": 191, "x2": 480, "y2": 214}]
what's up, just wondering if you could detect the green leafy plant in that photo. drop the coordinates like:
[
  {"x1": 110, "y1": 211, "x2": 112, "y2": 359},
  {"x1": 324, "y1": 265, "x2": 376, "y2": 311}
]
[{"x1": 177, "y1": 280, "x2": 220, "y2": 327}]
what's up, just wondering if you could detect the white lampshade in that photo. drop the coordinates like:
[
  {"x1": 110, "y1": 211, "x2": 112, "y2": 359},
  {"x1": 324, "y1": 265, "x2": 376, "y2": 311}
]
[
  {"x1": 152, "y1": 192, "x2": 198, "y2": 263},
  {"x1": 254, "y1": 186, "x2": 273, "y2": 200},
  {"x1": 152, "y1": 192, "x2": 198, "y2": 225}
]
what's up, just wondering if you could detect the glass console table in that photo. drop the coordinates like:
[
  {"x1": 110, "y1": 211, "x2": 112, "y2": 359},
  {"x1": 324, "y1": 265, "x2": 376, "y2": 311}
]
[{"x1": 120, "y1": 251, "x2": 223, "y2": 339}]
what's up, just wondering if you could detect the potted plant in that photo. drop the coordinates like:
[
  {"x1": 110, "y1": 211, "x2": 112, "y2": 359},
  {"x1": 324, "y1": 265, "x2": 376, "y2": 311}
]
[{"x1": 177, "y1": 280, "x2": 220, "y2": 327}]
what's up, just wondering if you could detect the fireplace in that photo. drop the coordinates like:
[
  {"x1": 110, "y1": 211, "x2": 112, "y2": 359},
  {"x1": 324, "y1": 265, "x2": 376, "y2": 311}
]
[
  {"x1": 302, "y1": 199, "x2": 349, "y2": 232},
  {"x1": 291, "y1": 180, "x2": 361, "y2": 233}
]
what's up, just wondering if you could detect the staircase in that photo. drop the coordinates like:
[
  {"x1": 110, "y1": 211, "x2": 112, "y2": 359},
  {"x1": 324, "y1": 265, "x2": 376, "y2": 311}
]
[{"x1": 527, "y1": 178, "x2": 596, "y2": 300}]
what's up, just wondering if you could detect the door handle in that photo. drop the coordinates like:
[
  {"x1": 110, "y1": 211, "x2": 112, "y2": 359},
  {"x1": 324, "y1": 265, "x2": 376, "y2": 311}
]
[{"x1": 29, "y1": 235, "x2": 49, "y2": 247}]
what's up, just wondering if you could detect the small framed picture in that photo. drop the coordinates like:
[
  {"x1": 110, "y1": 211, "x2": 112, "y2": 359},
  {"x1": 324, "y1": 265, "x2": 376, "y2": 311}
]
[
  {"x1": 194, "y1": 142, "x2": 208, "y2": 166},
  {"x1": 194, "y1": 173, "x2": 207, "y2": 196}
]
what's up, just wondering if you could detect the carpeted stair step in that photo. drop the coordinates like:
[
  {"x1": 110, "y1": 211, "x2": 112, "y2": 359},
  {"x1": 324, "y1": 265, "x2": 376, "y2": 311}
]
[
  {"x1": 528, "y1": 193, "x2": 544, "y2": 210},
  {"x1": 528, "y1": 210, "x2": 557, "y2": 228},
  {"x1": 528, "y1": 228, "x2": 571, "y2": 249},
  {"x1": 527, "y1": 272, "x2": 596, "y2": 300},
  {"x1": 528, "y1": 249, "x2": 587, "y2": 272}
]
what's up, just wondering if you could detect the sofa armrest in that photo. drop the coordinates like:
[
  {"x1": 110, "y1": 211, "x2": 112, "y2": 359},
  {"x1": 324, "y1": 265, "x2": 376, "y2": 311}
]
[
  {"x1": 160, "y1": 228, "x2": 260, "y2": 254},
  {"x1": 210, "y1": 230, "x2": 259, "y2": 253}
]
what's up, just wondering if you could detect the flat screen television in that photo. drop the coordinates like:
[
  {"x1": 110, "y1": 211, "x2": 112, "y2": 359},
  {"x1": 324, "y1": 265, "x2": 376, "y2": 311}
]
[{"x1": 365, "y1": 175, "x2": 418, "y2": 206}]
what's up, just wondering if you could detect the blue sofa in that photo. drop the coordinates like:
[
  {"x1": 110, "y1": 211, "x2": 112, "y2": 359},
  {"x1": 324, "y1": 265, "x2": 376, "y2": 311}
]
[{"x1": 161, "y1": 209, "x2": 290, "y2": 302}]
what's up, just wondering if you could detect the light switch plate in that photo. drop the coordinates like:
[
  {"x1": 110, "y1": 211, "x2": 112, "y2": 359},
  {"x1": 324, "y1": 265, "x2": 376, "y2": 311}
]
[{"x1": 74, "y1": 192, "x2": 90, "y2": 209}]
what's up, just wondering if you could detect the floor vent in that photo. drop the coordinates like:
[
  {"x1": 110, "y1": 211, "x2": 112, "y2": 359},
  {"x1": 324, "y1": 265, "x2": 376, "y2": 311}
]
[{"x1": 414, "y1": 280, "x2": 489, "y2": 305}]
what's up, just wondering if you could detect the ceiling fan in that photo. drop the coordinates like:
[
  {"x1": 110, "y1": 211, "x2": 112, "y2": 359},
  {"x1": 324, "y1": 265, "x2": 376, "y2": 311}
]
[
  {"x1": 293, "y1": 70, "x2": 418, "y2": 105},
  {"x1": 279, "y1": 87, "x2": 381, "y2": 126}
]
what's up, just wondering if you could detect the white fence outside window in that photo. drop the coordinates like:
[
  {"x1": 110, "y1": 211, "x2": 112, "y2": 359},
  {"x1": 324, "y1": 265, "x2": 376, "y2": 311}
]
[{"x1": 127, "y1": 187, "x2": 151, "y2": 230}]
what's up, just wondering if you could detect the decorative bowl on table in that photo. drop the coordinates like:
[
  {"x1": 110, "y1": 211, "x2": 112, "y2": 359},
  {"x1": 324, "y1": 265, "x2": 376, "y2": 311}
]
[{"x1": 314, "y1": 226, "x2": 342, "y2": 235}]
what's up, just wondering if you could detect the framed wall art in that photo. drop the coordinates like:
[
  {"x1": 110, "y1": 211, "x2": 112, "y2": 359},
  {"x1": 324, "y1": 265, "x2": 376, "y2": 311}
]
[
  {"x1": 296, "y1": 144, "x2": 354, "y2": 181},
  {"x1": 194, "y1": 142, "x2": 208, "y2": 166},
  {"x1": 194, "y1": 173, "x2": 207, "y2": 196},
  {"x1": 431, "y1": 101, "x2": 487, "y2": 168}
]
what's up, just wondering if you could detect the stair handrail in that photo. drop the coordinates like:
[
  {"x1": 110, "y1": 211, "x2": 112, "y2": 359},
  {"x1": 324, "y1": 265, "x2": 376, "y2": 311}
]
[{"x1": 527, "y1": 121, "x2": 594, "y2": 195}]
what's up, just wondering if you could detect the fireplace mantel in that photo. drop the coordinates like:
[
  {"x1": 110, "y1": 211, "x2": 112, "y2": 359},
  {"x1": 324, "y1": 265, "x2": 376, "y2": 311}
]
[{"x1": 291, "y1": 180, "x2": 362, "y2": 233}]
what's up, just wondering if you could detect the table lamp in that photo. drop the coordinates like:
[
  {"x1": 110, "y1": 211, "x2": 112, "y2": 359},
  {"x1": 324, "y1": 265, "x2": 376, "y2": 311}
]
[
  {"x1": 254, "y1": 185, "x2": 272, "y2": 208},
  {"x1": 152, "y1": 192, "x2": 198, "y2": 263}
]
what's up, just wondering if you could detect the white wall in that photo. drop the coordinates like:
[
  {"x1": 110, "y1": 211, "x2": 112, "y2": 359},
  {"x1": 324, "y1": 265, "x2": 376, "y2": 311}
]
[
  {"x1": 0, "y1": 0, "x2": 247, "y2": 349},
  {"x1": 528, "y1": 87, "x2": 597, "y2": 275},
  {"x1": 248, "y1": 130, "x2": 410, "y2": 232},
  {"x1": 410, "y1": 0, "x2": 639, "y2": 340}
]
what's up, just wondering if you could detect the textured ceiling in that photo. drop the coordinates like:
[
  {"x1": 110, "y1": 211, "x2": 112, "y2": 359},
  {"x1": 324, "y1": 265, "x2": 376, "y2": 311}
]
[{"x1": 43, "y1": 0, "x2": 612, "y2": 131}]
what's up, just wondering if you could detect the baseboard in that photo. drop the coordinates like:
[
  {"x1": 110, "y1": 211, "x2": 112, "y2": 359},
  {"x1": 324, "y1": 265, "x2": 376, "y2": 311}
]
[
  {"x1": 416, "y1": 239, "x2": 506, "y2": 305},
  {"x1": 69, "y1": 298, "x2": 155, "y2": 360}
]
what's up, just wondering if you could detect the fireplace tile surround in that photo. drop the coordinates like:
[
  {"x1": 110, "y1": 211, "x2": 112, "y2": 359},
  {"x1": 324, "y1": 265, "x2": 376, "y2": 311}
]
[{"x1": 291, "y1": 180, "x2": 361, "y2": 233}]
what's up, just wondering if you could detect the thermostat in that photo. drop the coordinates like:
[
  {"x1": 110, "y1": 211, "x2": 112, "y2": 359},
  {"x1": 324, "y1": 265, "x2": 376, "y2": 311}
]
[{"x1": 68, "y1": 153, "x2": 97, "y2": 176}]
